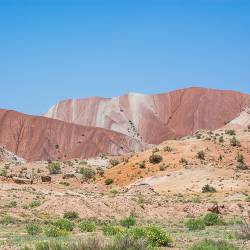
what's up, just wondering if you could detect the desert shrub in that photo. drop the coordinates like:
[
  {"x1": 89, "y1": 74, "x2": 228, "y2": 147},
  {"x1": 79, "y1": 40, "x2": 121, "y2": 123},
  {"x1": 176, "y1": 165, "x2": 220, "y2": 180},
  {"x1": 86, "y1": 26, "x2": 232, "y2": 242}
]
[
  {"x1": 237, "y1": 162, "x2": 248, "y2": 170},
  {"x1": 149, "y1": 154, "x2": 162, "y2": 164},
  {"x1": 159, "y1": 163, "x2": 166, "y2": 171},
  {"x1": 203, "y1": 212, "x2": 221, "y2": 226},
  {"x1": 0, "y1": 169, "x2": 7, "y2": 177},
  {"x1": 26, "y1": 224, "x2": 42, "y2": 235},
  {"x1": 30, "y1": 200, "x2": 42, "y2": 208},
  {"x1": 48, "y1": 162, "x2": 61, "y2": 174},
  {"x1": 113, "y1": 234, "x2": 150, "y2": 250},
  {"x1": 96, "y1": 167, "x2": 105, "y2": 177},
  {"x1": 236, "y1": 219, "x2": 250, "y2": 240},
  {"x1": 45, "y1": 225, "x2": 68, "y2": 237},
  {"x1": 78, "y1": 220, "x2": 96, "y2": 232},
  {"x1": 143, "y1": 225, "x2": 172, "y2": 247},
  {"x1": 192, "y1": 196, "x2": 201, "y2": 203},
  {"x1": 63, "y1": 211, "x2": 79, "y2": 220},
  {"x1": 0, "y1": 215, "x2": 18, "y2": 225},
  {"x1": 163, "y1": 146, "x2": 172, "y2": 152},
  {"x1": 185, "y1": 218, "x2": 205, "y2": 230},
  {"x1": 139, "y1": 161, "x2": 146, "y2": 169},
  {"x1": 189, "y1": 239, "x2": 239, "y2": 250},
  {"x1": 102, "y1": 224, "x2": 123, "y2": 236},
  {"x1": 59, "y1": 181, "x2": 70, "y2": 186},
  {"x1": 246, "y1": 196, "x2": 250, "y2": 202},
  {"x1": 110, "y1": 159, "x2": 119, "y2": 167},
  {"x1": 230, "y1": 136, "x2": 240, "y2": 147},
  {"x1": 120, "y1": 215, "x2": 136, "y2": 228},
  {"x1": 54, "y1": 218, "x2": 74, "y2": 231},
  {"x1": 196, "y1": 134, "x2": 201, "y2": 139},
  {"x1": 225, "y1": 130, "x2": 236, "y2": 136},
  {"x1": 152, "y1": 147, "x2": 159, "y2": 153},
  {"x1": 197, "y1": 150, "x2": 205, "y2": 160},
  {"x1": 202, "y1": 184, "x2": 216, "y2": 193},
  {"x1": 79, "y1": 167, "x2": 95, "y2": 181},
  {"x1": 236, "y1": 153, "x2": 244, "y2": 163},
  {"x1": 219, "y1": 136, "x2": 224, "y2": 143},
  {"x1": 179, "y1": 158, "x2": 188, "y2": 165},
  {"x1": 248, "y1": 124, "x2": 250, "y2": 130},
  {"x1": 105, "y1": 178, "x2": 113, "y2": 185}
]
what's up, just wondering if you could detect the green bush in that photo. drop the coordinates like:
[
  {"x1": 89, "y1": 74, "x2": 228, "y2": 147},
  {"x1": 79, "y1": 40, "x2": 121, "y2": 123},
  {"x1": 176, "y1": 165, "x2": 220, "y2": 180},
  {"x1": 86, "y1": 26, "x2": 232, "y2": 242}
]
[
  {"x1": 139, "y1": 161, "x2": 146, "y2": 169},
  {"x1": 45, "y1": 225, "x2": 68, "y2": 237},
  {"x1": 219, "y1": 136, "x2": 224, "y2": 143},
  {"x1": 79, "y1": 167, "x2": 95, "y2": 181},
  {"x1": 236, "y1": 153, "x2": 244, "y2": 163},
  {"x1": 120, "y1": 215, "x2": 136, "y2": 228},
  {"x1": 185, "y1": 218, "x2": 205, "y2": 231},
  {"x1": 202, "y1": 184, "x2": 216, "y2": 193},
  {"x1": 105, "y1": 178, "x2": 113, "y2": 185},
  {"x1": 63, "y1": 211, "x2": 79, "y2": 220},
  {"x1": 189, "y1": 239, "x2": 239, "y2": 250},
  {"x1": 197, "y1": 151, "x2": 205, "y2": 160},
  {"x1": 54, "y1": 218, "x2": 74, "y2": 231},
  {"x1": 102, "y1": 225, "x2": 123, "y2": 236},
  {"x1": 30, "y1": 200, "x2": 42, "y2": 208},
  {"x1": 0, "y1": 215, "x2": 18, "y2": 225},
  {"x1": 78, "y1": 220, "x2": 96, "y2": 232},
  {"x1": 144, "y1": 225, "x2": 172, "y2": 247},
  {"x1": 149, "y1": 154, "x2": 163, "y2": 164},
  {"x1": 26, "y1": 224, "x2": 42, "y2": 235},
  {"x1": 48, "y1": 162, "x2": 61, "y2": 175},
  {"x1": 203, "y1": 213, "x2": 221, "y2": 226}
]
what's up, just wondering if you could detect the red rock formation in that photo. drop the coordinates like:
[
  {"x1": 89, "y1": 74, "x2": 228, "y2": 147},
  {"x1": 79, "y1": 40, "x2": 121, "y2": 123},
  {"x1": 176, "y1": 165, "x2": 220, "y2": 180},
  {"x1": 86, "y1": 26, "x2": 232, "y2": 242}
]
[
  {"x1": 44, "y1": 87, "x2": 250, "y2": 144},
  {"x1": 0, "y1": 109, "x2": 147, "y2": 161}
]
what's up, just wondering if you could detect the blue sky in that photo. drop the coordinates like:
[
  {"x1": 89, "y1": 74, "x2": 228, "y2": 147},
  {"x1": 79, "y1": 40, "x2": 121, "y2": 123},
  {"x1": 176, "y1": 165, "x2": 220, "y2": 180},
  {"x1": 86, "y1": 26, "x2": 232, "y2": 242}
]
[{"x1": 0, "y1": 0, "x2": 249, "y2": 115}]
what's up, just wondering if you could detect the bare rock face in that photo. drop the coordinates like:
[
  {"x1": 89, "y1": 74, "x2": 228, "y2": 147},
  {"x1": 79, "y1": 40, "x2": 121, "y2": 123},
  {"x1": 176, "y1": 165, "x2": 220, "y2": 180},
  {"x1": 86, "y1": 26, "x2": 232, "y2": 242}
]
[
  {"x1": 0, "y1": 146, "x2": 25, "y2": 164},
  {"x1": 0, "y1": 109, "x2": 147, "y2": 161},
  {"x1": 44, "y1": 87, "x2": 250, "y2": 144}
]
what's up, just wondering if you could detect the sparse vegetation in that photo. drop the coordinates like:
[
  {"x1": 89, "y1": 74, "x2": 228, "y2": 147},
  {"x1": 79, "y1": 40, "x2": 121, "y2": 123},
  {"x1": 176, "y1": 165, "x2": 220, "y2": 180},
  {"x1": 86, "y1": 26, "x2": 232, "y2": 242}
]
[
  {"x1": 54, "y1": 218, "x2": 74, "y2": 231},
  {"x1": 225, "y1": 130, "x2": 236, "y2": 136},
  {"x1": 163, "y1": 146, "x2": 172, "y2": 152},
  {"x1": 120, "y1": 214, "x2": 136, "y2": 228},
  {"x1": 219, "y1": 136, "x2": 224, "y2": 143},
  {"x1": 48, "y1": 162, "x2": 61, "y2": 174},
  {"x1": 203, "y1": 212, "x2": 222, "y2": 226},
  {"x1": 45, "y1": 225, "x2": 68, "y2": 237},
  {"x1": 197, "y1": 150, "x2": 205, "y2": 160},
  {"x1": 110, "y1": 159, "x2": 119, "y2": 167},
  {"x1": 202, "y1": 184, "x2": 216, "y2": 193},
  {"x1": 230, "y1": 136, "x2": 240, "y2": 147},
  {"x1": 189, "y1": 239, "x2": 239, "y2": 250},
  {"x1": 179, "y1": 158, "x2": 188, "y2": 165},
  {"x1": 105, "y1": 178, "x2": 113, "y2": 185},
  {"x1": 26, "y1": 224, "x2": 42, "y2": 235},
  {"x1": 149, "y1": 154, "x2": 163, "y2": 164},
  {"x1": 80, "y1": 167, "x2": 96, "y2": 181},
  {"x1": 63, "y1": 211, "x2": 79, "y2": 220},
  {"x1": 139, "y1": 160, "x2": 146, "y2": 169},
  {"x1": 185, "y1": 218, "x2": 205, "y2": 230},
  {"x1": 78, "y1": 220, "x2": 96, "y2": 232}
]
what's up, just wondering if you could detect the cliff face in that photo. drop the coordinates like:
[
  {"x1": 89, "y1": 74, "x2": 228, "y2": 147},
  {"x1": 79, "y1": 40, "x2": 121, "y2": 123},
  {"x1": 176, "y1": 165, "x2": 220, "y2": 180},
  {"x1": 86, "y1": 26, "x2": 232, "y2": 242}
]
[
  {"x1": 44, "y1": 87, "x2": 250, "y2": 144},
  {"x1": 0, "y1": 109, "x2": 147, "y2": 161}
]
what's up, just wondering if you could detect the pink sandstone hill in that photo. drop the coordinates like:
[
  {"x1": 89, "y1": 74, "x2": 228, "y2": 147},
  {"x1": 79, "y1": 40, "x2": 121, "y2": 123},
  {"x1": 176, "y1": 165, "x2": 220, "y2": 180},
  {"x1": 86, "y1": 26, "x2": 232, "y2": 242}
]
[
  {"x1": 44, "y1": 87, "x2": 250, "y2": 144},
  {"x1": 0, "y1": 109, "x2": 146, "y2": 161}
]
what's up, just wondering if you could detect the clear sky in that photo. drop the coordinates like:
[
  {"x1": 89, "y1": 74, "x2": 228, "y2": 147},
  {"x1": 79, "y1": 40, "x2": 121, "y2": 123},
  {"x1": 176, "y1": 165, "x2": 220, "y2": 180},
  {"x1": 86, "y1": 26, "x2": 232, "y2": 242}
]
[{"x1": 0, "y1": 0, "x2": 249, "y2": 115}]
